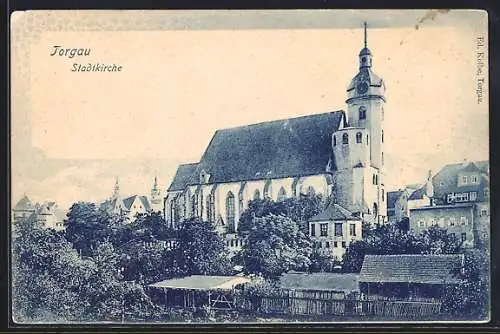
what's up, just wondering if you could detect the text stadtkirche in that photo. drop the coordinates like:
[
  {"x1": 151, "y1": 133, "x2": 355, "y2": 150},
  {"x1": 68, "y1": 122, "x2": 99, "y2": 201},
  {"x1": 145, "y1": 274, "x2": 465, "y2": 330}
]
[{"x1": 50, "y1": 46, "x2": 123, "y2": 72}]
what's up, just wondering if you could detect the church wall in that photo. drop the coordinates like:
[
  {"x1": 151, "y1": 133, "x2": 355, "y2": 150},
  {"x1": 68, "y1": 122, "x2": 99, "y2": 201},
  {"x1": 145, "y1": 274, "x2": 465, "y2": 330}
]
[
  {"x1": 269, "y1": 177, "x2": 295, "y2": 201},
  {"x1": 244, "y1": 180, "x2": 267, "y2": 204},
  {"x1": 297, "y1": 174, "x2": 330, "y2": 197},
  {"x1": 214, "y1": 182, "x2": 242, "y2": 232}
]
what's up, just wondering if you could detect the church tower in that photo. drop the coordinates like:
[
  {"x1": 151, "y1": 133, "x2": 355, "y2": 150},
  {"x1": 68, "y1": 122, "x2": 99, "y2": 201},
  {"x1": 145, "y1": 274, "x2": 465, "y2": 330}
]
[
  {"x1": 112, "y1": 177, "x2": 120, "y2": 200},
  {"x1": 332, "y1": 22, "x2": 387, "y2": 224},
  {"x1": 346, "y1": 22, "x2": 386, "y2": 171},
  {"x1": 150, "y1": 176, "x2": 163, "y2": 213}
]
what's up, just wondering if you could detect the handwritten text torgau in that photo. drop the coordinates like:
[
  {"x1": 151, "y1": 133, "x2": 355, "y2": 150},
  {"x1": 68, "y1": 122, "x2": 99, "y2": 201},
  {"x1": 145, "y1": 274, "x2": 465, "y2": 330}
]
[{"x1": 50, "y1": 46, "x2": 91, "y2": 58}]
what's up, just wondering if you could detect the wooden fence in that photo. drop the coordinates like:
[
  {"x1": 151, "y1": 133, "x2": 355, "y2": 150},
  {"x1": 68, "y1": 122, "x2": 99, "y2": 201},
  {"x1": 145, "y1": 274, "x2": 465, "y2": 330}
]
[{"x1": 239, "y1": 295, "x2": 441, "y2": 318}]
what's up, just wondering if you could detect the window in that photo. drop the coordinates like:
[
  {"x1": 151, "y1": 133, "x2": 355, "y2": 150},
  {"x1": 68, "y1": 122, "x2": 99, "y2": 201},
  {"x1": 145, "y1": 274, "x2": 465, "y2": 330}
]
[
  {"x1": 447, "y1": 194, "x2": 454, "y2": 203},
  {"x1": 325, "y1": 241, "x2": 330, "y2": 248},
  {"x1": 382, "y1": 189, "x2": 385, "y2": 201},
  {"x1": 381, "y1": 130, "x2": 384, "y2": 143},
  {"x1": 310, "y1": 224, "x2": 316, "y2": 237},
  {"x1": 334, "y1": 241, "x2": 338, "y2": 248},
  {"x1": 462, "y1": 176, "x2": 468, "y2": 184},
  {"x1": 359, "y1": 106, "x2": 366, "y2": 120},
  {"x1": 449, "y1": 217, "x2": 456, "y2": 226},
  {"x1": 455, "y1": 193, "x2": 469, "y2": 203},
  {"x1": 373, "y1": 203, "x2": 378, "y2": 217},
  {"x1": 263, "y1": 183, "x2": 271, "y2": 198},
  {"x1": 471, "y1": 175, "x2": 478, "y2": 183},
  {"x1": 170, "y1": 202, "x2": 177, "y2": 223},
  {"x1": 342, "y1": 241, "x2": 347, "y2": 248},
  {"x1": 372, "y1": 174, "x2": 376, "y2": 185},
  {"x1": 342, "y1": 133, "x2": 349, "y2": 145},
  {"x1": 366, "y1": 134, "x2": 369, "y2": 145},
  {"x1": 206, "y1": 195, "x2": 215, "y2": 222},
  {"x1": 191, "y1": 195, "x2": 197, "y2": 217},
  {"x1": 349, "y1": 223, "x2": 356, "y2": 236},
  {"x1": 356, "y1": 132, "x2": 362, "y2": 143},
  {"x1": 439, "y1": 181, "x2": 445, "y2": 186},
  {"x1": 333, "y1": 135, "x2": 337, "y2": 146},
  {"x1": 382, "y1": 152, "x2": 384, "y2": 166},
  {"x1": 481, "y1": 209, "x2": 488, "y2": 217},
  {"x1": 226, "y1": 192, "x2": 235, "y2": 233},
  {"x1": 438, "y1": 218, "x2": 445, "y2": 228},
  {"x1": 253, "y1": 189, "x2": 261, "y2": 200},
  {"x1": 470, "y1": 192, "x2": 477, "y2": 201},
  {"x1": 419, "y1": 221, "x2": 425, "y2": 228},
  {"x1": 334, "y1": 223, "x2": 343, "y2": 237},
  {"x1": 320, "y1": 223, "x2": 328, "y2": 236},
  {"x1": 306, "y1": 186, "x2": 316, "y2": 196},
  {"x1": 461, "y1": 233, "x2": 467, "y2": 242},
  {"x1": 277, "y1": 187, "x2": 287, "y2": 202},
  {"x1": 460, "y1": 216, "x2": 468, "y2": 226},
  {"x1": 429, "y1": 218, "x2": 436, "y2": 226},
  {"x1": 484, "y1": 188, "x2": 490, "y2": 198}
]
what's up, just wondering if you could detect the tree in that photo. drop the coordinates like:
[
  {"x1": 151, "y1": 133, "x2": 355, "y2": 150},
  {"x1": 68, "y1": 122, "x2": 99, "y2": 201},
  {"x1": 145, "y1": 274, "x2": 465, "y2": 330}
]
[
  {"x1": 239, "y1": 214, "x2": 312, "y2": 278},
  {"x1": 172, "y1": 218, "x2": 232, "y2": 276},
  {"x1": 342, "y1": 223, "x2": 462, "y2": 273},
  {"x1": 238, "y1": 194, "x2": 326, "y2": 236}
]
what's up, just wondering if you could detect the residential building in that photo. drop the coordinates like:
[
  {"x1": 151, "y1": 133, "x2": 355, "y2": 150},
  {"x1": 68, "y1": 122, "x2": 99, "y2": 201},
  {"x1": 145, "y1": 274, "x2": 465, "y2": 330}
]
[
  {"x1": 308, "y1": 202, "x2": 363, "y2": 261},
  {"x1": 12, "y1": 195, "x2": 67, "y2": 231}
]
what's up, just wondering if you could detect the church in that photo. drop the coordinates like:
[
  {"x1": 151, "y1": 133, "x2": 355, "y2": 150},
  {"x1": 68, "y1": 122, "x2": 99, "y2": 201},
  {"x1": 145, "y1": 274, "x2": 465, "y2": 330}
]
[{"x1": 165, "y1": 24, "x2": 388, "y2": 243}]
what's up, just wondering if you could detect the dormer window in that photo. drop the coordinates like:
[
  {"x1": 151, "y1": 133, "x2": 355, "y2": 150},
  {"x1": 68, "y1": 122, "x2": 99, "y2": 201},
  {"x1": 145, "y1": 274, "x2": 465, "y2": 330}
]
[{"x1": 200, "y1": 170, "x2": 210, "y2": 184}]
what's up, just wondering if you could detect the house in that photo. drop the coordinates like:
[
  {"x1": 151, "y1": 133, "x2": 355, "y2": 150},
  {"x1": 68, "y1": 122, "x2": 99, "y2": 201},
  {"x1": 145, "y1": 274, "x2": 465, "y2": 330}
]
[
  {"x1": 308, "y1": 202, "x2": 363, "y2": 261},
  {"x1": 359, "y1": 254, "x2": 464, "y2": 300},
  {"x1": 409, "y1": 203, "x2": 475, "y2": 247},
  {"x1": 165, "y1": 24, "x2": 388, "y2": 249},
  {"x1": 12, "y1": 195, "x2": 67, "y2": 231}
]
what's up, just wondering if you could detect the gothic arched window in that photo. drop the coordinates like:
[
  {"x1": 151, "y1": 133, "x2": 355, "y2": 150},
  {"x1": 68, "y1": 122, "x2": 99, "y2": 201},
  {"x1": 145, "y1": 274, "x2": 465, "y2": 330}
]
[
  {"x1": 366, "y1": 134, "x2": 369, "y2": 145},
  {"x1": 226, "y1": 192, "x2": 235, "y2": 233},
  {"x1": 277, "y1": 187, "x2": 287, "y2": 202},
  {"x1": 382, "y1": 189, "x2": 385, "y2": 202},
  {"x1": 373, "y1": 203, "x2": 378, "y2": 217},
  {"x1": 306, "y1": 186, "x2": 316, "y2": 196},
  {"x1": 342, "y1": 133, "x2": 349, "y2": 145},
  {"x1": 191, "y1": 194, "x2": 197, "y2": 218},
  {"x1": 372, "y1": 174, "x2": 376, "y2": 185},
  {"x1": 206, "y1": 194, "x2": 215, "y2": 223},
  {"x1": 359, "y1": 106, "x2": 366, "y2": 120},
  {"x1": 333, "y1": 135, "x2": 337, "y2": 146},
  {"x1": 356, "y1": 132, "x2": 362, "y2": 143},
  {"x1": 170, "y1": 201, "x2": 177, "y2": 224},
  {"x1": 253, "y1": 189, "x2": 261, "y2": 200},
  {"x1": 264, "y1": 182, "x2": 271, "y2": 199},
  {"x1": 382, "y1": 130, "x2": 384, "y2": 143}
]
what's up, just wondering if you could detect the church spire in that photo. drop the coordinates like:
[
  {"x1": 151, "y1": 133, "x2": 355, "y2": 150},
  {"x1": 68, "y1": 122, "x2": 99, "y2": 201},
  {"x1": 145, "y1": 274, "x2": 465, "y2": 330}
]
[
  {"x1": 112, "y1": 177, "x2": 120, "y2": 199},
  {"x1": 364, "y1": 21, "x2": 367, "y2": 49}
]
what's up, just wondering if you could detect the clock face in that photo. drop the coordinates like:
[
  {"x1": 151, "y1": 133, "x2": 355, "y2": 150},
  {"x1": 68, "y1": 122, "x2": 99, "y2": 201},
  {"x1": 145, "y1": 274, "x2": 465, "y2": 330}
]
[{"x1": 357, "y1": 81, "x2": 369, "y2": 94}]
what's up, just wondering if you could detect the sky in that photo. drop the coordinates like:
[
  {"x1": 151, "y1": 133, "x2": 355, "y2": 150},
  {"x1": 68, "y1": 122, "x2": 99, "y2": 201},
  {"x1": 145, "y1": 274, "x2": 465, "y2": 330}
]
[{"x1": 11, "y1": 10, "x2": 489, "y2": 209}]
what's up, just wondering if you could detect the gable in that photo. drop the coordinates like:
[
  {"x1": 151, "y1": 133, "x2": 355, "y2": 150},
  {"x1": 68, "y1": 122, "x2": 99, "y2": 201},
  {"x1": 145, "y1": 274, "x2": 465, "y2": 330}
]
[{"x1": 184, "y1": 111, "x2": 344, "y2": 186}]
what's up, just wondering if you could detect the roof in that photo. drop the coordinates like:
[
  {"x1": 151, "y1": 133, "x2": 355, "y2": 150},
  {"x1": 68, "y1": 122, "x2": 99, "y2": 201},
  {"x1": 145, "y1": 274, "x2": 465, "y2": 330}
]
[
  {"x1": 123, "y1": 195, "x2": 151, "y2": 211},
  {"x1": 14, "y1": 195, "x2": 36, "y2": 211},
  {"x1": 169, "y1": 112, "x2": 345, "y2": 190},
  {"x1": 433, "y1": 160, "x2": 489, "y2": 202},
  {"x1": 309, "y1": 202, "x2": 360, "y2": 222},
  {"x1": 409, "y1": 203, "x2": 474, "y2": 212},
  {"x1": 148, "y1": 275, "x2": 252, "y2": 291},
  {"x1": 408, "y1": 186, "x2": 427, "y2": 201},
  {"x1": 280, "y1": 272, "x2": 359, "y2": 293},
  {"x1": 387, "y1": 191, "x2": 404, "y2": 210},
  {"x1": 168, "y1": 163, "x2": 199, "y2": 191},
  {"x1": 360, "y1": 254, "x2": 464, "y2": 285}
]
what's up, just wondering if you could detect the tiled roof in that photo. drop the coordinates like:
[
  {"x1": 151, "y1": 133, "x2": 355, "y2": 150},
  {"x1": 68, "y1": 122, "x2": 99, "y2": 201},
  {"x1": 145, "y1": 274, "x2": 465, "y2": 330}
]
[
  {"x1": 360, "y1": 254, "x2": 464, "y2": 284},
  {"x1": 408, "y1": 186, "x2": 426, "y2": 201},
  {"x1": 14, "y1": 195, "x2": 36, "y2": 211},
  {"x1": 168, "y1": 112, "x2": 345, "y2": 191},
  {"x1": 122, "y1": 195, "x2": 151, "y2": 211},
  {"x1": 432, "y1": 160, "x2": 489, "y2": 202},
  {"x1": 309, "y1": 202, "x2": 360, "y2": 222},
  {"x1": 168, "y1": 163, "x2": 199, "y2": 191},
  {"x1": 280, "y1": 272, "x2": 359, "y2": 293},
  {"x1": 387, "y1": 191, "x2": 403, "y2": 210}
]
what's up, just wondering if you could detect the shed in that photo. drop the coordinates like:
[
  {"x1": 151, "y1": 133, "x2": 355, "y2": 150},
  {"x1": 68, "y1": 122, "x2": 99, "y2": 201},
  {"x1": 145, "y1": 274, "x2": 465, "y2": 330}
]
[
  {"x1": 359, "y1": 254, "x2": 464, "y2": 299},
  {"x1": 148, "y1": 275, "x2": 252, "y2": 310},
  {"x1": 280, "y1": 272, "x2": 360, "y2": 299}
]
